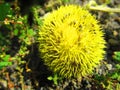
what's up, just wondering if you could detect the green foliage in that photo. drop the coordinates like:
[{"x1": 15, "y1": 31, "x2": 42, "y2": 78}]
[
  {"x1": 61, "y1": 0, "x2": 70, "y2": 3},
  {"x1": 94, "y1": 74, "x2": 106, "y2": 82},
  {"x1": 0, "y1": 5, "x2": 37, "y2": 89},
  {"x1": 93, "y1": 52, "x2": 120, "y2": 89},
  {"x1": 94, "y1": 73, "x2": 120, "y2": 90},
  {"x1": 0, "y1": 54, "x2": 12, "y2": 69},
  {"x1": 31, "y1": 6, "x2": 43, "y2": 26},
  {"x1": 47, "y1": 74, "x2": 62, "y2": 85},
  {"x1": 0, "y1": 3, "x2": 13, "y2": 21},
  {"x1": 110, "y1": 52, "x2": 120, "y2": 86},
  {"x1": 113, "y1": 52, "x2": 120, "y2": 61},
  {"x1": 110, "y1": 73, "x2": 120, "y2": 81},
  {"x1": 110, "y1": 64, "x2": 120, "y2": 81},
  {"x1": 0, "y1": 2, "x2": 36, "y2": 70}
]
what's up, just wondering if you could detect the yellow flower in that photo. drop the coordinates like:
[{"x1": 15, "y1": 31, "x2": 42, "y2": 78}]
[{"x1": 38, "y1": 5, "x2": 106, "y2": 78}]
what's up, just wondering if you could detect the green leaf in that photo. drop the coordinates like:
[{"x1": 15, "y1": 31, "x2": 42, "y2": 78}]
[
  {"x1": 47, "y1": 74, "x2": 59, "y2": 85},
  {"x1": 13, "y1": 29, "x2": 19, "y2": 36},
  {"x1": 0, "y1": 3, "x2": 13, "y2": 21},
  {"x1": 118, "y1": 76, "x2": 120, "y2": 81},
  {"x1": 0, "y1": 61, "x2": 12, "y2": 69},
  {"x1": 53, "y1": 74, "x2": 58, "y2": 85},
  {"x1": 24, "y1": 37, "x2": 31, "y2": 45},
  {"x1": 111, "y1": 73, "x2": 119, "y2": 79},
  {"x1": 116, "y1": 64, "x2": 120, "y2": 69},
  {"x1": 47, "y1": 76, "x2": 53, "y2": 80},
  {"x1": 2, "y1": 55, "x2": 10, "y2": 61},
  {"x1": 19, "y1": 49, "x2": 25, "y2": 55},
  {"x1": 54, "y1": 80, "x2": 58, "y2": 85},
  {"x1": 116, "y1": 83, "x2": 120, "y2": 90},
  {"x1": 27, "y1": 29, "x2": 35, "y2": 36},
  {"x1": 94, "y1": 74, "x2": 105, "y2": 81},
  {"x1": 113, "y1": 52, "x2": 120, "y2": 61},
  {"x1": 19, "y1": 32, "x2": 26, "y2": 40}
]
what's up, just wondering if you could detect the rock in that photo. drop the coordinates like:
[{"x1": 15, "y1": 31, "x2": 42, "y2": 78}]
[
  {"x1": 108, "y1": 39, "x2": 119, "y2": 46},
  {"x1": 106, "y1": 64, "x2": 112, "y2": 70}
]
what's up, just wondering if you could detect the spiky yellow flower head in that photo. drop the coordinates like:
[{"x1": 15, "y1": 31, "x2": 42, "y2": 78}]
[{"x1": 38, "y1": 5, "x2": 106, "y2": 78}]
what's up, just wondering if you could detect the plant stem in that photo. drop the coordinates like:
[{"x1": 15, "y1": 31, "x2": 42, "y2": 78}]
[{"x1": 89, "y1": 6, "x2": 120, "y2": 13}]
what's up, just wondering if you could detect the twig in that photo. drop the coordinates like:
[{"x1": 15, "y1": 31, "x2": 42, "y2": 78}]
[{"x1": 89, "y1": 6, "x2": 120, "y2": 13}]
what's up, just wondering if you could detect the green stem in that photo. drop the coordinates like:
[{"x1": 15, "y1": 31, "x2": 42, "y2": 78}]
[{"x1": 89, "y1": 6, "x2": 120, "y2": 13}]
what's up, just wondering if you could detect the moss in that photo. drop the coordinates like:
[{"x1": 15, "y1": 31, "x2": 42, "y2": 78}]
[{"x1": 38, "y1": 5, "x2": 106, "y2": 79}]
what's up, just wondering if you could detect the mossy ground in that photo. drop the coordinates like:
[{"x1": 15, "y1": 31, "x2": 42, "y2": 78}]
[{"x1": 0, "y1": 0, "x2": 120, "y2": 90}]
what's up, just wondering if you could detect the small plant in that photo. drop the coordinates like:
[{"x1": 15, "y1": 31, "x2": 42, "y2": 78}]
[
  {"x1": 0, "y1": 3, "x2": 36, "y2": 89},
  {"x1": 0, "y1": 54, "x2": 12, "y2": 69},
  {"x1": 111, "y1": 52, "x2": 120, "y2": 82},
  {"x1": 113, "y1": 52, "x2": 120, "y2": 61},
  {"x1": 92, "y1": 51, "x2": 120, "y2": 89},
  {"x1": 38, "y1": 5, "x2": 106, "y2": 79},
  {"x1": 0, "y1": 3, "x2": 13, "y2": 21},
  {"x1": 47, "y1": 74, "x2": 62, "y2": 85}
]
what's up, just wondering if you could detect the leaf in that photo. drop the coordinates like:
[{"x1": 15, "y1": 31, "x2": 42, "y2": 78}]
[
  {"x1": 27, "y1": 29, "x2": 35, "y2": 36},
  {"x1": 24, "y1": 37, "x2": 31, "y2": 45},
  {"x1": 94, "y1": 74, "x2": 105, "y2": 81},
  {"x1": 53, "y1": 80, "x2": 58, "y2": 85},
  {"x1": 113, "y1": 52, "x2": 120, "y2": 61},
  {"x1": 116, "y1": 64, "x2": 120, "y2": 69},
  {"x1": 116, "y1": 83, "x2": 120, "y2": 90},
  {"x1": 53, "y1": 74, "x2": 58, "y2": 85},
  {"x1": 47, "y1": 76, "x2": 53, "y2": 80},
  {"x1": 47, "y1": 74, "x2": 59, "y2": 85},
  {"x1": 0, "y1": 3, "x2": 13, "y2": 21},
  {"x1": 0, "y1": 61, "x2": 12, "y2": 69},
  {"x1": 118, "y1": 76, "x2": 120, "y2": 81},
  {"x1": 2, "y1": 55, "x2": 10, "y2": 61},
  {"x1": 13, "y1": 29, "x2": 19, "y2": 36},
  {"x1": 111, "y1": 73, "x2": 119, "y2": 79}
]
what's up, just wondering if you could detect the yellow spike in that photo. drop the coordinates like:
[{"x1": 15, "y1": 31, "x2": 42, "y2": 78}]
[{"x1": 38, "y1": 5, "x2": 106, "y2": 79}]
